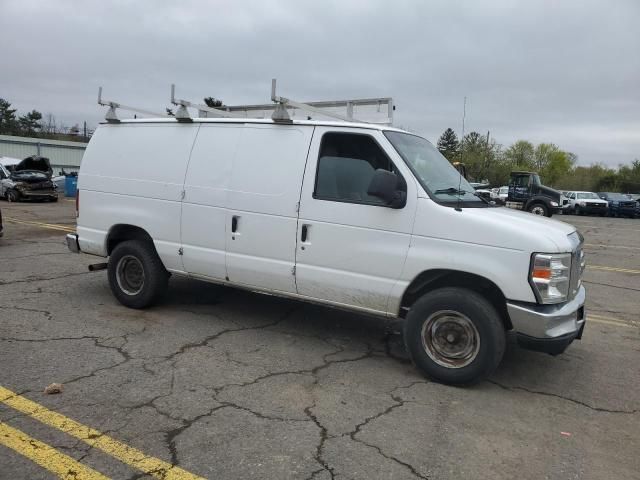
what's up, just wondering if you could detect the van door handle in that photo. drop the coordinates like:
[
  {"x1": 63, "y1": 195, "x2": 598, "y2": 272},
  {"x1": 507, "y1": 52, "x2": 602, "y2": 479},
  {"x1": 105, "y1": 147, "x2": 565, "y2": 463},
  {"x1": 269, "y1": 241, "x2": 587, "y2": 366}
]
[
  {"x1": 301, "y1": 224, "x2": 309, "y2": 242},
  {"x1": 231, "y1": 216, "x2": 239, "y2": 233}
]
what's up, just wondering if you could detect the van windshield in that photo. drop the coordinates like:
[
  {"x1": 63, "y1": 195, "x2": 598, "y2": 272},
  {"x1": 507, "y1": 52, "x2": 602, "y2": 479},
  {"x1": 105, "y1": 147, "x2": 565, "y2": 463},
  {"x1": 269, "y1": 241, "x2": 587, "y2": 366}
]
[{"x1": 384, "y1": 131, "x2": 485, "y2": 205}]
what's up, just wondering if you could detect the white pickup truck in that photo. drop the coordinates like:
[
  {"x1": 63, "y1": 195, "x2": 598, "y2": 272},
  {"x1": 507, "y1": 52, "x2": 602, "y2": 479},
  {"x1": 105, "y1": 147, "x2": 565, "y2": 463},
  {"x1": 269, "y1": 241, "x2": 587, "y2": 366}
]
[
  {"x1": 67, "y1": 116, "x2": 586, "y2": 385},
  {"x1": 565, "y1": 191, "x2": 609, "y2": 216}
]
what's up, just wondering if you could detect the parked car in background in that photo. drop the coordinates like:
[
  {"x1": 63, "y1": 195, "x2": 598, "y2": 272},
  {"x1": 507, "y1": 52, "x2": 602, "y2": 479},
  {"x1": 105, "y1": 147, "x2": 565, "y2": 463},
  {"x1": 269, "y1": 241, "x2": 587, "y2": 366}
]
[
  {"x1": 0, "y1": 156, "x2": 58, "y2": 202},
  {"x1": 492, "y1": 186, "x2": 508, "y2": 205},
  {"x1": 566, "y1": 191, "x2": 608, "y2": 216},
  {"x1": 559, "y1": 191, "x2": 572, "y2": 214},
  {"x1": 474, "y1": 189, "x2": 493, "y2": 202},
  {"x1": 598, "y1": 192, "x2": 636, "y2": 218},
  {"x1": 627, "y1": 194, "x2": 640, "y2": 218}
]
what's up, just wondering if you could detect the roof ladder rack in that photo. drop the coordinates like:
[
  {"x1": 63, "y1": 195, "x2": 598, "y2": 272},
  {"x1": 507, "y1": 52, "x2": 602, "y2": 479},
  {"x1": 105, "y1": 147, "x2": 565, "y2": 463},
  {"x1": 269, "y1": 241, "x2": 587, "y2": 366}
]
[
  {"x1": 97, "y1": 80, "x2": 394, "y2": 125},
  {"x1": 269, "y1": 79, "x2": 394, "y2": 124},
  {"x1": 209, "y1": 79, "x2": 394, "y2": 124},
  {"x1": 170, "y1": 84, "x2": 245, "y2": 121},
  {"x1": 98, "y1": 87, "x2": 168, "y2": 123}
]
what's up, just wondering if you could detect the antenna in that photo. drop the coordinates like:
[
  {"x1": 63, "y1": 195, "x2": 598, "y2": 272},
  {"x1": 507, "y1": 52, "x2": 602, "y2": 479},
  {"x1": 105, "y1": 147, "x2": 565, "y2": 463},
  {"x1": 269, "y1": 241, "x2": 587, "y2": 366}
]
[
  {"x1": 98, "y1": 87, "x2": 168, "y2": 122},
  {"x1": 455, "y1": 96, "x2": 467, "y2": 212}
]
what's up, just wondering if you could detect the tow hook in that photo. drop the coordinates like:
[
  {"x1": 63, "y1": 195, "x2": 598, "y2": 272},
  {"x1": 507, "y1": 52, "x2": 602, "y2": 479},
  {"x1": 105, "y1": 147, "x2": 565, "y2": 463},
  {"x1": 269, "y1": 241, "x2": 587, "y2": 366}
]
[{"x1": 88, "y1": 263, "x2": 108, "y2": 272}]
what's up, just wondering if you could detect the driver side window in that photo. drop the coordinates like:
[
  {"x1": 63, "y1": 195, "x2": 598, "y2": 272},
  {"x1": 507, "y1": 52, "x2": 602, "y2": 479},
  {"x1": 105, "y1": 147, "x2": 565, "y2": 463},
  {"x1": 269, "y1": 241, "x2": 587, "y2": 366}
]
[{"x1": 314, "y1": 132, "x2": 405, "y2": 205}]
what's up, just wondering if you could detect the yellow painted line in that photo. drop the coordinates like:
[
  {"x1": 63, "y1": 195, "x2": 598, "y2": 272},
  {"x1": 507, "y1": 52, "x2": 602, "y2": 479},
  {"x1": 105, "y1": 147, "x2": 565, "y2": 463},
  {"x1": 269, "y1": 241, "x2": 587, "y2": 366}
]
[
  {"x1": 0, "y1": 386, "x2": 204, "y2": 480},
  {"x1": 4, "y1": 217, "x2": 75, "y2": 233},
  {"x1": 589, "y1": 318, "x2": 634, "y2": 328},
  {"x1": 0, "y1": 422, "x2": 109, "y2": 480},
  {"x1": 585, "y1": 243, "x2": 640, "y2": 251},
  {"x1": 589, "y1": 313, "x2": 638, "y2": 328},
  {"x1": 588, "y1": 265, "x2": 640, "y2": 275}
]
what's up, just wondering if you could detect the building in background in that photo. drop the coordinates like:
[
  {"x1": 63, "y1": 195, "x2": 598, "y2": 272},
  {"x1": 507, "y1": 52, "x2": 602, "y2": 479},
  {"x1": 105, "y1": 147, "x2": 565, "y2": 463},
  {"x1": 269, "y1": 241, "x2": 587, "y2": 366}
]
[{"x1": 0, "y1": 135, "x2": 86, "y2": 175}]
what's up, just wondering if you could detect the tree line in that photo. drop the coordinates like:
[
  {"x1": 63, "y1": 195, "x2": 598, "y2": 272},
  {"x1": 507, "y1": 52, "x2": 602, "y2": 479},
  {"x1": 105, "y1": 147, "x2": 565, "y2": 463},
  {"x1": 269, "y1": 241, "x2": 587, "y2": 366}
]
[
  {"x1": 2, "y1": 94, "x2": 637, "y2": 193},
  {"x1": 0, "y1": 97, "x2": 91, "y2": 142},
  {"x1": 436, "y1": 128, "x2": 640, "y2": 193}
]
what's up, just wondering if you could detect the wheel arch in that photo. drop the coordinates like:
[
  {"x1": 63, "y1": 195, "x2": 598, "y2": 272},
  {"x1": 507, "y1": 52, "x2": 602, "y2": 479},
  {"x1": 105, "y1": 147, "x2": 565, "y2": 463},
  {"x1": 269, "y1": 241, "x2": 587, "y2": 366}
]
[
  {"x1": 525, "y1": 196, "x2": 549, "y2": 209},
  {"x1": 106, "y1": 224, "x2": 155, "y2": 256},
  {"x1": 399, "y1": 269, "x2": 512, "y2": 330}
]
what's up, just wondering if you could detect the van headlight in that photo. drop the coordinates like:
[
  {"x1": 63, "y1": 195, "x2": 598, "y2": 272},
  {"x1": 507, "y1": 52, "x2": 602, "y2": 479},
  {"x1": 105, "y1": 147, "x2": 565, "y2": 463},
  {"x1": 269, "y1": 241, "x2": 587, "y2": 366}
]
[
  {"x1": 529, "y1": 253, "x2": 571, "y2": 304},
  {"x1": 550, "y1": 201, "x2": 558, "y2": 207}
]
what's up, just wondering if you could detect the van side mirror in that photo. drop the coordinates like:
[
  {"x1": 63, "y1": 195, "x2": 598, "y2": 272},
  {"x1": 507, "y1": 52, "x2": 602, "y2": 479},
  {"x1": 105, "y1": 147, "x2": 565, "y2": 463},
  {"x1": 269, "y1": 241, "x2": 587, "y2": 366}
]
[{"x1": 367, "y1": 169, "x2": 406, "y2": 209}]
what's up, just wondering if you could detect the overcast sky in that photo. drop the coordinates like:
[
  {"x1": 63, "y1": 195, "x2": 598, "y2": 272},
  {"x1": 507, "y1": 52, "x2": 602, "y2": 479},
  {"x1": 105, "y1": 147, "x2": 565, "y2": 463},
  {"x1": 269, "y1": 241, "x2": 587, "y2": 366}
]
[{"x1": 1, "y1": 0, "x2": 638, "y2": 166}]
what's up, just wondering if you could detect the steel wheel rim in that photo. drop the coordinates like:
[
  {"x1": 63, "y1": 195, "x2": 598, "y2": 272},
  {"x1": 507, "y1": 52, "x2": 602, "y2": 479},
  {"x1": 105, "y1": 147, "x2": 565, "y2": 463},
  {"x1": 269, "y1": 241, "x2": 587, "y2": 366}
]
[
  {"x1": 531, "y1": 206, "x2": 545, "y2": 215},
  {"x1": 116, "y1": 255, "x2": 145, "y2": 296},
  {"x1": 421, "y1": 310, "x2": 480, "y2": 369}
]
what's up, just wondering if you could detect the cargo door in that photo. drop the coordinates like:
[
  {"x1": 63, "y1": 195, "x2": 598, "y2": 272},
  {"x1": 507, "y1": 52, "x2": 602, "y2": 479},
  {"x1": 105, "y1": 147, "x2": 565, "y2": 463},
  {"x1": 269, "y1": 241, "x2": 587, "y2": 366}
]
[{"x1": 224, "y1": 124, "x2": 313, "y2": 293}]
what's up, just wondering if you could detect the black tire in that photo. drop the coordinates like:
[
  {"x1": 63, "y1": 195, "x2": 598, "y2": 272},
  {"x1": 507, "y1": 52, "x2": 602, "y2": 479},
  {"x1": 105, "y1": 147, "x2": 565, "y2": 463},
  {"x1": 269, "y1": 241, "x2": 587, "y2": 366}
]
[
  {"x1": 107, "y1": 240, "x2": 169, "y2": 309},
  {"x1": 404, "y1": 287, "x2": 506, "y2": 385},
  {"x1": 50, "y1": 196, "x2": 58, "y2": 203},
  {"x1": 527, "y1": 202, "x2": 549, "y2": 217},
  {"x1": 6, "y1": 190, "x2": 20, "y2": 202}
]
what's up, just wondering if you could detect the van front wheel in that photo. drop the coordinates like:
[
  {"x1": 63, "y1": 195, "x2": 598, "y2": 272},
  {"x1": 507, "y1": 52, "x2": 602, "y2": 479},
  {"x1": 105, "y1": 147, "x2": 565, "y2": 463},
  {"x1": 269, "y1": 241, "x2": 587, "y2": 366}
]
[
  {"x1": 404, "y1": 288, "x2": 506, "y2": 385},
  {"x1": 108, "y1": 240, "x2": 168, "y2": 309}
]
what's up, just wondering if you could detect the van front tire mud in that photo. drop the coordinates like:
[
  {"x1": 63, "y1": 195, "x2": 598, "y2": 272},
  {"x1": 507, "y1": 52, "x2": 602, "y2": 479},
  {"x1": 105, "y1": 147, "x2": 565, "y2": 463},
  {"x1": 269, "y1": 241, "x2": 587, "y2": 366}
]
[
  {"x1": 404, "y1": 287, "x2": 506, "y2": 385},
  {"x1": 107, "y1": 240, "x2": 168, "y2": 309}
]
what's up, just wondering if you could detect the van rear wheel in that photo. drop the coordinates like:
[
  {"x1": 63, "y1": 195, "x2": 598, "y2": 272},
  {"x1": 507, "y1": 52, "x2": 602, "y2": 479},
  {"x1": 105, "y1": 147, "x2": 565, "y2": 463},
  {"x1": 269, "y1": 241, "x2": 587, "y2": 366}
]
[
  {"x1": 108, "y1": 240, "x2": 168, "y2": 309},
  {"x1": 404, "y1": 287, "x2": 506, "y2": 385}
]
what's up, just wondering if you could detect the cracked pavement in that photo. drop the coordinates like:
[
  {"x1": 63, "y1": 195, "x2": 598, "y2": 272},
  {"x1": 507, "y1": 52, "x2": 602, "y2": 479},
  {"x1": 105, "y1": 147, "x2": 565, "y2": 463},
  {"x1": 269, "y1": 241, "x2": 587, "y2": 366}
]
[{"x1": 0, "y1": 201, "x2": 639, "y2": 479}]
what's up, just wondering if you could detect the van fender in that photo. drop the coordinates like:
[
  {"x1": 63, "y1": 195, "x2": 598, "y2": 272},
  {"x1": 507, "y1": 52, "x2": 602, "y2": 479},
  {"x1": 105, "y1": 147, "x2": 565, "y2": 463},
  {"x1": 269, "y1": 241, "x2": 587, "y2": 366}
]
[{"x1": 388, "y1": 235, "x2": 535, "y2": 316}]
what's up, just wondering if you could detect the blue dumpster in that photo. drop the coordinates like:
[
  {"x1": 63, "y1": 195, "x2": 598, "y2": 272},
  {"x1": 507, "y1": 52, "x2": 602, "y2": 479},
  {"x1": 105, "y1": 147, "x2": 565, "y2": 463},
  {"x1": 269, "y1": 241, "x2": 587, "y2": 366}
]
[{"x1": 64, "y1": 175, "x2": 78, "y2": 197}]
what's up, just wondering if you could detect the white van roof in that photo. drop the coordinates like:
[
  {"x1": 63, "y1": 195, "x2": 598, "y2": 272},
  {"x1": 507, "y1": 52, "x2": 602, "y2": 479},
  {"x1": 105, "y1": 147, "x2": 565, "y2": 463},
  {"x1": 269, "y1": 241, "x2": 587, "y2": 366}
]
[{"x1": 107, "y1": 117, "x2": 411, "y2": 134}]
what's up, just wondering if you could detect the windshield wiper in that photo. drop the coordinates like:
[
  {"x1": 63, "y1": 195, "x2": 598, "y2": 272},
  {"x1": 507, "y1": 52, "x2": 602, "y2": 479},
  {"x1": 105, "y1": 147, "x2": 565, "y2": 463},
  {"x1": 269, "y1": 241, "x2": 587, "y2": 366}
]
[
  {"x1": 433, "y1": 187, "x2": 494, "y2": 206},
  {"x1": 434, "y1": 187, "x2": 472, "y2": 195}
]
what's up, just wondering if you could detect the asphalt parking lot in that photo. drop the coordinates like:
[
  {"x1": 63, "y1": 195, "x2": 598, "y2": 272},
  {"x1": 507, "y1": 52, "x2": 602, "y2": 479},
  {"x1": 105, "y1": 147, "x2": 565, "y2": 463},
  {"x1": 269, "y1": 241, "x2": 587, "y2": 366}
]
[{"x1": 0, "y1": 200, "x2": 638, "y2": 480}]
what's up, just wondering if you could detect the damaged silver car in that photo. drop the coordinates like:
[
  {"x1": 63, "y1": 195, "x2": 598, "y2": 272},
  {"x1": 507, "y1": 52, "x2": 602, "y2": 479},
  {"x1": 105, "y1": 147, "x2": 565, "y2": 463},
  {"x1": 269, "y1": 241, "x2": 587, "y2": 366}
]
[{"x1": 0, "y1": 156, "x2": 58, "y2": 202}]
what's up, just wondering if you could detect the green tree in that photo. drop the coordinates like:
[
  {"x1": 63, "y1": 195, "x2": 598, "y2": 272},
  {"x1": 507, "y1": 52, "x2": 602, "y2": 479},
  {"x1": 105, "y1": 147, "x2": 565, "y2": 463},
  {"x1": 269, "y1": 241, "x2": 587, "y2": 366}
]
[
  {"x1": 0, "y1": 98, "x2": 18, "y2": 134},
  {"x1": 436, "y1": 128, "x2": 459, "y2": 161},
  {"x1": 459, "y1": 131, "x2": 486, "y2": 181},
  {"x1": 533, "y1": 143, "x2": 561, "y2": 171},
  {"x1": 616, "y1": 159, "x2": 640, "y2": 192},
  {"x1": 17, "y1": 110, "x2": 43, "y2": 135},
  {"x1": 503, "y1": 140, "x2": 535, "y2": 170},
  {"x1": 204, "y1": 97, "x2": 223, "y2": 108},
  {"x1": 541, "y1": 150, "x2": 573, "y2": 185}
]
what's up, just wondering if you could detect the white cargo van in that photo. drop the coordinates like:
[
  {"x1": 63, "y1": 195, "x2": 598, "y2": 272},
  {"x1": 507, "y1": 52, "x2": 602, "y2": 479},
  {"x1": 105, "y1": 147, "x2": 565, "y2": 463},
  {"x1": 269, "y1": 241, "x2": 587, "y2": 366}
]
[{"x1": 67, "y1": 117, "x2": 586, "y2": 384}]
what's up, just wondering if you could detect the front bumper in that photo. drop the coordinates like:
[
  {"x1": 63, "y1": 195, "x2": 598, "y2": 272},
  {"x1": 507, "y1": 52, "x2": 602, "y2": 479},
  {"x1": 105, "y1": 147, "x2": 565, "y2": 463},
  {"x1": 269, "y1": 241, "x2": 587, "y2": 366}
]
[
  {"x1": 66, "y1": 233, "x2": 80, "y2": 253},
  {"x1": 582, "y1": 206, "x2": 608, "y2": 214},
  {"x1": 612, "y1": 206, "x2": 636, "y2": 216},
  {"x1": 20, "y1": 190, "x2": 58, "y2": 199},
  {"x1": 507, "y1": 285, "x2": 586, "y2": 355}
]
